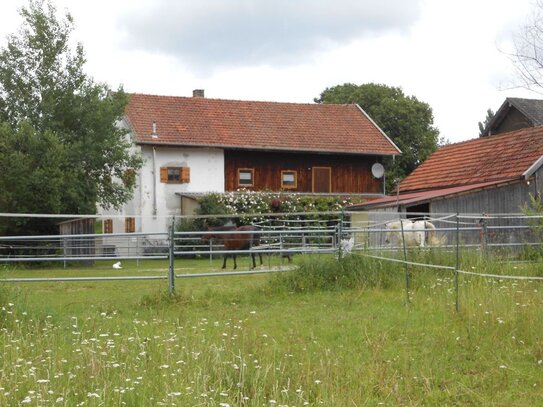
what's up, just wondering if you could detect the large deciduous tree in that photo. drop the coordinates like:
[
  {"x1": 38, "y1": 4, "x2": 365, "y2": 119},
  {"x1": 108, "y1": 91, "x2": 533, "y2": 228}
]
[
  {"x1": 315, "y1": 83, "x2": 441, "y2": 191},
  {"x1": 0, "y1": 0, "x2": 142, "y2": 234}
]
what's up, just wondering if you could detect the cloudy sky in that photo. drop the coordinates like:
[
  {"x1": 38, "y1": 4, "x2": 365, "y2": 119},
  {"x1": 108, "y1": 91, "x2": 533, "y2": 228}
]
[{"x1": 0, "y1": 0, "x2": 539, "y2": 143}]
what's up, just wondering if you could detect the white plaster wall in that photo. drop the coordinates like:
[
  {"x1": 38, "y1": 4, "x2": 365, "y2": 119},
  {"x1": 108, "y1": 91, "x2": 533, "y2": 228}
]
[
  {"x1": 138, "y1": 145, "x2": 225, "y2": 234},
  {"x1": 99, "y1": 120, "x2": 225, "y2": 235}
]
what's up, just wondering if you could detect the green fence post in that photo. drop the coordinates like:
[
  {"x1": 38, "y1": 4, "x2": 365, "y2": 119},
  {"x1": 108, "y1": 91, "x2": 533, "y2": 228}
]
[
  {"x1": 455, "y1": 213, "x2": 460, "y2": 312},
  {"x1": 400, "y1": 218, "x2": 410, "y2": 304},
  {"x1": 168, "y1": 218, "x2": 175, "y2": 295}
]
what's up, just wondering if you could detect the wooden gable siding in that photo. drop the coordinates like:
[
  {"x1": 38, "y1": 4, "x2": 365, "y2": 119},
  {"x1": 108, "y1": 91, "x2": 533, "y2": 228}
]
[
  {"x1": 490, "y1": 107, "x2": 532, "y2": 135},
  {"x1": 224, "y1": 150, "x2": 382, "y2": 193}
]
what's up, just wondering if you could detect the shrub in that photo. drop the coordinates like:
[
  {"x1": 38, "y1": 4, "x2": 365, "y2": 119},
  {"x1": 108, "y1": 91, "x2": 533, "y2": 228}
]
[{"x1": 195, "y1": 190, "x2": 364, "y2": 225}]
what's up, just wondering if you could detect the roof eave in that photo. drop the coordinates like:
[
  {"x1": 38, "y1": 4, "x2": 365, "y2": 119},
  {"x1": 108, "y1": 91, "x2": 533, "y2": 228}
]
[
  {"x1": 354, "y1": 104, "x2": 402, "y2": 155},
  {"x1": 523, "y1": 154, "x2": 543, "y2": 179},
  {"x1": 134, "y1": 140, "x2": 399, "y2": 156}
]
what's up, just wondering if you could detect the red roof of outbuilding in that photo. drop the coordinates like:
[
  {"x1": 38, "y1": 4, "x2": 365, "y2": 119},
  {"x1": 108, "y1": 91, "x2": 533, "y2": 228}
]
[
  {"x1": 399, "y1": 126, "x2": 543, "y2": 193},
  {"x1": 124, "y1": 93, "x2": 401, "y2": 156}
]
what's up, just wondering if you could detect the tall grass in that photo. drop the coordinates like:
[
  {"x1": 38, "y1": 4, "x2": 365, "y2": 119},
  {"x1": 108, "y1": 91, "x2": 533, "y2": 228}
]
[{"x1": 0, "y1": 253, "x2": 542, "y2": 405}]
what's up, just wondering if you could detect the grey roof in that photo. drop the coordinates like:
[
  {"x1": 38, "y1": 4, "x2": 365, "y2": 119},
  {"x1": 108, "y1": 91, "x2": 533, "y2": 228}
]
[
  {"x1": 507, "y1": 97, "x2": 543, "y2": 125},
  {"x1": 483, "y1": 97, "x2": 543, "y2": 136}
]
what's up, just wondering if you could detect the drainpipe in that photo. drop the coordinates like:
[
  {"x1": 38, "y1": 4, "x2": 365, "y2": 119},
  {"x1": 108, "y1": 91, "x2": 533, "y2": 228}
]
[{"x1": 152, "y1": 146, "x2": 157, "y2": 217}]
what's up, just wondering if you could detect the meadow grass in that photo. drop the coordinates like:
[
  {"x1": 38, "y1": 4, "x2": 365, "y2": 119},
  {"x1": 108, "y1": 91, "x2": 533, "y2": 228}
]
[{"x1": 0, "y1": 251, "x2": 542, "y2": 406}]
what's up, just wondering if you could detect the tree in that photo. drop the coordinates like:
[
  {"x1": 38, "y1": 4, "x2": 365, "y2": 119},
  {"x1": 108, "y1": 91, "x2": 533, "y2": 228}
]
[
  {"x1": 478, "y1": 108, "x2": 495, "y2": 136},
  {"x1": 0, "y1": 0, "x2": 142, "y2": 233},
  {"x1": 0, "y1": 121, "x2": 67, "y2": 234},
  {"x1": 315, "y1": 83, "x2": 441, "y2": 191},
  {"x1": 511, "y1": 0, "x2": 543, "y2": 92}
]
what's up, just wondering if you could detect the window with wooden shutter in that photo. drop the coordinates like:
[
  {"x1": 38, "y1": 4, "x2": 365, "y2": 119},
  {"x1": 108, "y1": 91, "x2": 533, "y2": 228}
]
[
  {"x1": 180, "y1": 167, "x2": 190, "y2": 183},
  {"x1": 160, "y1": 167, "x2": 190, "y2": 184},
  {"x1": 125, "y1": 217, "x2": 136, "y2": 233},
  {"x1": 160, "y1": 167, "x2": 168, "y2": 183},
  {"x1": 104, "y1": 219, "x2": 113, "y2": 234}
]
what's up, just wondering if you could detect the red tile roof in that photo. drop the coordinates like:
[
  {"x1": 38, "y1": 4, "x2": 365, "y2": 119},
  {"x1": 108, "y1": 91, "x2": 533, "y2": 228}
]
[
  {"x1": 124, "y1": 93, "x2": 401, "y2": 156},
  {"x1": 351, "y1": 180, "x2": 511, "y2": 210},
  {"x1": 399, "y1": 126, "x2": 543, "y2": 193}
]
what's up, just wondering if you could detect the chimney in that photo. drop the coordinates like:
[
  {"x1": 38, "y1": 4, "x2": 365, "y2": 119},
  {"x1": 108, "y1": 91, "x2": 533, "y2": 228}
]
[
  {"x1": 193, "y1": 89, "x2": 205, "y2": 98},
  {"x1": 151, "y1": 121, "x2": 158, "y2": 138}
]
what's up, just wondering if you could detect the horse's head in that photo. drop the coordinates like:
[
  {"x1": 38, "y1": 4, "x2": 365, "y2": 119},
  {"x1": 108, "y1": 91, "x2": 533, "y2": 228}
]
[
  {"x1": 201, "y1": 226, "x2": 216, "y2": 242},
  {"x1": 384, "y1": 221, "x2": 401, "y2": 244}
]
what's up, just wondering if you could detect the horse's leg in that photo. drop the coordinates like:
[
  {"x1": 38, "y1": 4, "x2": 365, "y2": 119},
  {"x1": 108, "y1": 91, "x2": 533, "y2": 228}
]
[
  {"x1": 258, "y1": 253, "x2": 263, "y2": 266},
  {"x1": 250, "y1": 253, "x2": 256, "y2": 270},
  {"x1": 233, "y1": 254, "x2": 237, "y2": 270},
  {"x1": 222, "y1": 254, "x2": 227, "y2": 269}
]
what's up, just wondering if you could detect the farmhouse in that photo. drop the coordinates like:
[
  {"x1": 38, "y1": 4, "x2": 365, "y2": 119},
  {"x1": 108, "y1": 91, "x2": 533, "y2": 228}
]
[
  {"x1": 351, "y1": 125, "x2": 543, "y2": 216},
  {"x1": 101, "y1": 90, "x2": 401, "y2": 234}
]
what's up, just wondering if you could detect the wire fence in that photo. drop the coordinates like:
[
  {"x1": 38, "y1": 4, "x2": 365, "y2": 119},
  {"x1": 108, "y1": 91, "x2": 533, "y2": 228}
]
[{"x1": 1, "y1": 211, "x2": 543, "y2": 312}]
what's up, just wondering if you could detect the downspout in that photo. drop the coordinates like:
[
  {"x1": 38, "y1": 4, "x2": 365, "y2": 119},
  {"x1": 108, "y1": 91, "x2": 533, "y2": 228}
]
[{"x1": 152, "y1": 146, "x2": 157, "y2": 217}]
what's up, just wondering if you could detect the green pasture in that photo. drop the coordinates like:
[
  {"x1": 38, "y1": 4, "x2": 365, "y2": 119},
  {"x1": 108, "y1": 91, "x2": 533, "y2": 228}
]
[{"x1": 0, "y1": 251, "x2": 542, "y2": 406}]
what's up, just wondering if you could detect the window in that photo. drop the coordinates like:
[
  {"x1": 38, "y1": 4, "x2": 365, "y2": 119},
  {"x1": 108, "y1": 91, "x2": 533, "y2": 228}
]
[
  {"x1": 281, "y1": 170, "x2": 297, "y2": 189},
  {"x1": 160, "y1": 167, "x2": 190, "y2": 184},
  {"x1": 103, "y1": 219, "x2": 113, "y2": 234},
  {"x1": 238, "y1": 168, "x2": 254, "y2": 187},
  {"x1": 125, "y1": 217, "x2": 136, "y2": 233}
]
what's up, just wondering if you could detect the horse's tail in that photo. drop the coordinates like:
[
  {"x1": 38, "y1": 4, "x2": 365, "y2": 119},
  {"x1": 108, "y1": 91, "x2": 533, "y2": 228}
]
[{"x1": 425, "y1": 221, "x2": 437, "y2": 245}]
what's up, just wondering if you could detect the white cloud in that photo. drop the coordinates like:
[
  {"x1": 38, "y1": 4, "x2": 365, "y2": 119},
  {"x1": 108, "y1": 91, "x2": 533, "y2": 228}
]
[
  {"x1": 0, "y1": 0, "x2": 539, "y2": 143},
  {"x1": 117, "y1": 0, "x2": 423, "y2": 71}
]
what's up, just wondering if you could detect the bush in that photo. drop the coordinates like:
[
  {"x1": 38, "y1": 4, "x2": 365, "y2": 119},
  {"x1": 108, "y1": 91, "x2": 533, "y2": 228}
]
[{"x1": 195, "y1": 190, "x2": 364, "y2": 225}]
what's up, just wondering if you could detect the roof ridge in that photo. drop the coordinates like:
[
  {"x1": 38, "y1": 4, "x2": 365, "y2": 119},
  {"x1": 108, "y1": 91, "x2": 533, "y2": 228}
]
[
  {"x1": 128, "y1": 92, "x2": 355, "y2": 108},
  {"x1": 440, "y1": 124, "x2": 543, "y2": 150},
  {"x1": 124, "y1": 92, "x2": 401, "y2": 156}
]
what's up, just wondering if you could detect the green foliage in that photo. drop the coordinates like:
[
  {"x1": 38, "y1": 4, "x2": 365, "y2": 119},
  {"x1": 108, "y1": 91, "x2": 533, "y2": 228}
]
[
  {"x1": 195, "y1": 190, "x2": 360, "y2": 226},
  {"x1": 0, "y1": 0, "x2": 142, "y2": 233},
  {"x1": 315, "y1": 83, "x2": 441, "y2": 191},
  {"x1": 0, "y1": 121, "x2": 68, "y2": 234}
]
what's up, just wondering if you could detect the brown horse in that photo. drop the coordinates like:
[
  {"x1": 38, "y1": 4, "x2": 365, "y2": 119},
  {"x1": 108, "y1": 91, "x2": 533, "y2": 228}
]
[{"x1": 202, "y1": 225, "x2": 263, "y2": 270}]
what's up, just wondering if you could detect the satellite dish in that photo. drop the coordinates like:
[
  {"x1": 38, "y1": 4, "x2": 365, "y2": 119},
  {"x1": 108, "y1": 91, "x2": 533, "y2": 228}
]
[{"x1": 371, "y1": 163, "x2": 385, "y2": 179}]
